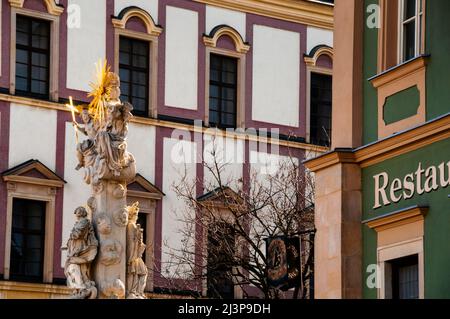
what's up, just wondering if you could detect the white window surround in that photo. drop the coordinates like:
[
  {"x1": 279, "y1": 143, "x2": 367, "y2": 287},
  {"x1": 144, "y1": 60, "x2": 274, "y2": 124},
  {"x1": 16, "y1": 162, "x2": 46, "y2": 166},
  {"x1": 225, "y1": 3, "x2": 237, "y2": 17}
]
[
  {"x1": 8, "y1": 0, "x2": 63, "y2": 101},
  {"x1": 398, "y1": 0, "x2": 425, "y2": 63},
  {"x1": 112, "y1": 7, "x2": 163, "y2": 119}
]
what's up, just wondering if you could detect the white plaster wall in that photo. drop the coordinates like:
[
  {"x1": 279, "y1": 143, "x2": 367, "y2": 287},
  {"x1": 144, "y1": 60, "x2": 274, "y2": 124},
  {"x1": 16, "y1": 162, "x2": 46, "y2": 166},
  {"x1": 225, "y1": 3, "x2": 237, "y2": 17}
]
[
  {"x1": 205, "y1": 5, "x2": 246, "y2": 40},
  {"x1": 161, "y1": 137, "x2": 197, "y2": 278},
  {"x1": 9, "y1": 104, "x2": 57, "y2": 170},
  {"x1": 307, "y1": 26, "x2": 333, "y2": 54},
  {"x1": 127, "y1": 123, "x2": 156, "y2": 183},
  {"x1": 252, "y1": 25, "x2": 300, "y2": 127},
  {"x1": 114, "y1": 0, "x2": 159, "y2": 23},
  {"x1": 61, "y1": 122, "x2": 91, "y2": 266},
  {"x1": 164, "y1": 6, "x2": 198, "y2": 110},
  {"x1": 203, "y1": 133, "x2": 243, "y2": 191},
  {"x1": 67, "y1": 0, "x2": 106, "y2": 92}
]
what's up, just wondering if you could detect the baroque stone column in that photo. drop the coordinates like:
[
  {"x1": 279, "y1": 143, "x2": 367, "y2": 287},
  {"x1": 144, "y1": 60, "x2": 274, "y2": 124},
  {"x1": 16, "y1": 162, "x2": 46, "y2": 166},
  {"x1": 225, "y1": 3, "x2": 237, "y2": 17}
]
[{"x1": 67, "y1": 71, "x2": 137, "y2": 299}]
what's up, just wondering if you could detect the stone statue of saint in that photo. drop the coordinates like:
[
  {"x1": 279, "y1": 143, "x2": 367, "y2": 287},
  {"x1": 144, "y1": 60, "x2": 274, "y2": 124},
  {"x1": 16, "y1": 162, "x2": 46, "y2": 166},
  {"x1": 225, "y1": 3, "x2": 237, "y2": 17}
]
[
  {"x1": 94, "y1": 73, "x2": 135, "y2": 182},
  {"x1": 126, "y1": 202, "x2": 148, "y2": 299},
  {"x1": 64, "y1": 206, "x2": 99, "y2": 299}
]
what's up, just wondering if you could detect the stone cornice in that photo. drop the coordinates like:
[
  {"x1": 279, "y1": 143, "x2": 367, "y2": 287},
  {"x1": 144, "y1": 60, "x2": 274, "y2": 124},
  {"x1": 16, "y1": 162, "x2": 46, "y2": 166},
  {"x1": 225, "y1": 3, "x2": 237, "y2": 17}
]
[
  {"x1": 0, "y1": 94, "x2": 328, "y2": 153},
  {"x1": 194, "y1": 0, "x2": 334, "y2": 30},
  {"x1": 364, "y1": 206, "x2": 428, "y2": 232},
  {"x1": 304, "y1": 113, "x2": 450, "y2": 172}
]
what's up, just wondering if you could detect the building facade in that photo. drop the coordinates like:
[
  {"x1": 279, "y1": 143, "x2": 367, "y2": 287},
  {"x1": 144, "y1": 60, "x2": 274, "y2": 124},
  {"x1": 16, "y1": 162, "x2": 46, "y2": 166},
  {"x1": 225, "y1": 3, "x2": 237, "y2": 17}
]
[
  {"x1": 0, "y1": 0, "x2": 334, "y2": 298},
  {"x1": 306, "y1": 0, "x2": 450, "y2": 299}
]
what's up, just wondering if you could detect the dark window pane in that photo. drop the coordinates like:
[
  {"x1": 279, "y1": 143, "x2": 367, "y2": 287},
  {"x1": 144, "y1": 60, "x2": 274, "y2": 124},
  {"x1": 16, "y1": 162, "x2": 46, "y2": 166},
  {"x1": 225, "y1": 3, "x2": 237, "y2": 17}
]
[
  {"x1": 209, "y1": 98, "x2": 219, "y2": 111},
  {"x1": 17, "y1": 31, "x2": 29, "y2": 46},
  {"x1": 210, "y1": 69, "x2": 220, "y2": 82},
  {"x1": 391, "y1": 255, "x2": 419, "y2": 299},
  {"x1": 405, "y1": 0, "x2": 416, "y2": 19},
  {"x1": 310, "y1": 73, "x2": 332, "y2": 147},
  {"x1": 15, "y1": 16, "x2": 50, "y2": 99},
  {"x1": 119, "y1": 68, "x2": 130, "y2": 83},
  {"x1": 16, "y1": 63, "x2": 28, "y2": 78},
  {"x1": 133, "y1": 71, "x2": 147, "y2": 86},
  {"x1": 210, "y1": 85, "x2": 220, "y2": 98},
  {"x1": 121, "y1": 82, "x2": 130, "y2": 97},
  {"x1": 132, "y1": 85, "x2": 146, "y2": 98},
  {"x1": 10, "y1": 198, "x2": 46, "y2": 282},
  {"x1": 32, "y1": 35, "x2": 49, "y2": 50},
  {"x1": 132, "y1": 54, "x2": 148, "y2": 68},
  {"x1": 222, "y1": 88, "x2": 235, "y2": 100},
  {"x1": 403, "y1": 21, "x2": 416, "y2": 61},
  {"x1": 222, "y1": 71, "x2": 236, "y2": 85},
  {"x1": 208, "y1": 54, "x2": 238, "y2": 129},
  {"x1": 16, "y1": 49, "x2": 28, "y2": 64},
  {"x1": 119, "y1": 36, "x2": 149, "y2": 117},
  {"x1": 16, "y1": 77, "x2": 28, "y2": 91},
  {"x1": 31, "y1": 66, "x2": 47, "y2": 81},
  {"x1": 120, "y1": 52, "x2": 130, "y2": 65}
]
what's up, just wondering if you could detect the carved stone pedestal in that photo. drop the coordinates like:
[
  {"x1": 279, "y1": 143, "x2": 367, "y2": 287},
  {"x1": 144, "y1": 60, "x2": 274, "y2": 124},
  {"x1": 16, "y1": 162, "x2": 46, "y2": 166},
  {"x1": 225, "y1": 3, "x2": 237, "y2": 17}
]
[{"x1": 91, "y1": 181, "x2": 129, "y2": 299}]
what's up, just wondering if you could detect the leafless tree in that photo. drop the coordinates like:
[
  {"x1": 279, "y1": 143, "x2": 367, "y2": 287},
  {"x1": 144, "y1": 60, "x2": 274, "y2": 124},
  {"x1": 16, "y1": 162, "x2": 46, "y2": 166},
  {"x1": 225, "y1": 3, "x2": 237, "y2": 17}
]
[{"x1": 157, "y1": 136, "x2": 317, "y2": 299}]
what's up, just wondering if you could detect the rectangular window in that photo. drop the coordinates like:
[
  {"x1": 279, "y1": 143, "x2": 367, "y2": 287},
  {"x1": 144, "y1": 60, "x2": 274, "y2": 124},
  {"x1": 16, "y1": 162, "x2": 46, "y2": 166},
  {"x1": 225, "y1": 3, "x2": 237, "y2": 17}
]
[
  {"x1": 209, "y1": 54, "x2": 238, "y2": 129},
  {"x1": 310, "y1": 73, "x2": 332, "y2": 147},
  {"x1": 10, "y1": 198, "x2": 46, "y2": 282},
  {"x1": 399, "y1": 0, "x2": 424, "y2": 62},
  {"x1": 207, "y1": 222, "x2": 235, "y2": 299},
  {"x1": 119, "y1": 36, "x2": 150, "y2": 117},
  {"x1": 389, "y1": 255, "x2": 419, "y2": 299},
  {"x1": 15, "y1": 15, "x2": 50, "y2": 99}
]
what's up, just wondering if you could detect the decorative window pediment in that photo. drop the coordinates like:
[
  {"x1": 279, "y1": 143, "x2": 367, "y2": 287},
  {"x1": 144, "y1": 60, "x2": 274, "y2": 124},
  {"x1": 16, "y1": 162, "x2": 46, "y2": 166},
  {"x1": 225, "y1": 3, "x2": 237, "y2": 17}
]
[
  {"x1": 8, "y1": 0, "x2": 64, "y2": 16},
  {"x1": 127, "y1": 173, "x2": 164, "y2": 201},
  {"x1": 112, "y1": 6, "x2": 162, "y2": 36},
  {"x1": 2, "y1": 159, "x2": 65, "y2": 188},
  {"x1": 203, "y1": 25, "x2": 250, "y2": 54}
]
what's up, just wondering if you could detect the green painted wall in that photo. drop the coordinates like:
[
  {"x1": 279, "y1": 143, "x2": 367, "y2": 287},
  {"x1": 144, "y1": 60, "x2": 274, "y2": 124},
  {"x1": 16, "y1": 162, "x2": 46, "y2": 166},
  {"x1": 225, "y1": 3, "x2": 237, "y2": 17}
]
[
  {"x1": 426, "y1": 0, "x2": 450, "y2": 120},
  {"x1": 362, "y1": 0, "x2": 450, "y2": 143},
  {"x1": 362, "y1": 138, "x2": 450, "y2": 298},
  {"x1": 363, "y1": 0, "x2": 379, "y2": 144},
  {"x1": 383, "y1": 86, "x2": 420, "y2": 125}
]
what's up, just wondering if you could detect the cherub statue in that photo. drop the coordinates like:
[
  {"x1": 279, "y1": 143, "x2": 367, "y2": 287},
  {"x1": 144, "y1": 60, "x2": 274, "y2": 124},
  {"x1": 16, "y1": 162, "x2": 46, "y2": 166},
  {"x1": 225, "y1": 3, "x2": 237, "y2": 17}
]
[
  {"x1": 74, "y1": 108, "x2": 98, "y2": 171},
  {"x1": 63, "y1": 206, "x2": 99, "y2": 299},
  {"x1": 126, "y1": 202, "x2": 148, "y2": 299}
]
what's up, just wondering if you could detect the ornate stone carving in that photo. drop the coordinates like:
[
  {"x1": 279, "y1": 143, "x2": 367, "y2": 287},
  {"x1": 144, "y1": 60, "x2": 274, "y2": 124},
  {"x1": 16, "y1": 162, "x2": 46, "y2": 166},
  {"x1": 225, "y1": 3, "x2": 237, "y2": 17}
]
[
  {"x1": 126, "y1": 202, "x2": 148, "y2": 299},
  {"x1": 63, "y1": 206, "x2": 98, "y2": 299},
  {"x1": 112, "y1": 183, "x2": 127, "y2": 198},
  {"x1": 65, "y1": 68, "x2": 140, "y2": 299},
  {"x1": 96, "y1": 214, "x2": 112, "y2": 235},
  {"x1": 113, "y1": 207, "x2": 129, "y2": 227},
  {"x1": 100, "y1": 278, "x2": 126, "y2": 299},
  {"x1": 99, "y1": 239, "x2": 123, "y2": 266}
]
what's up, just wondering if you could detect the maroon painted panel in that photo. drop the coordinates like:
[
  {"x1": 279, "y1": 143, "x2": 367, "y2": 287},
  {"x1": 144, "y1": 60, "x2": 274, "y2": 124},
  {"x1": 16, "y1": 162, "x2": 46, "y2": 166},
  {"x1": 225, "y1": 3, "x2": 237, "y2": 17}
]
[
  {"x1": 316, "y1": 54, "x2": 333, "y2": 69},
  {"x1": 53, "y1": 110, "x2": 72, "y2": 279},
  {"x1": 0, "y1": 2, "x2": 11, "y2": 89},
  {"x1": 125, "y1": 16, "x2": 147, "y2": 33},
  {"x1": 156, "y1": 0, "x2": 206, "y2": 121},
  {"x1": 0, "y1": 101, "x2": 10, "y2": 276}
]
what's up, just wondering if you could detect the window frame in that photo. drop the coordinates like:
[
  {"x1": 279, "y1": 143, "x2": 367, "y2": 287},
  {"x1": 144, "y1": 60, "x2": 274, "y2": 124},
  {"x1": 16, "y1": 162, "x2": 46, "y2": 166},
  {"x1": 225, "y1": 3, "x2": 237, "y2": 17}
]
[
  {"x1": 398, "y1": 0, "x2": 425, "y2": 64},
  {"x1": 112, "y1": 9, "x2": 162, "y2": 119},
  {"x1": 118, "y1": 36, "x2": 151, "y2": 118},
  {"x1": 304, "y1": 47, "x2": 333, "y2": 145},
  {"x1": 15, "y1": 15, "x2": 51, "y2": 100},
  {"x1": 205, "y1": 47, "x2": 246, "y2": 130},
  {"x1": 9, "y1": 5, "x2": 61, "y2": 102},
  {"x1": 9, "y1": 198, "x2": 47, "y2": 282},
  {"x1": 309, "y1": 72, "x2": 332, "y2": 147},
  {"x1": 208, "y1": 54, "x2": 239, "y2": 130}
]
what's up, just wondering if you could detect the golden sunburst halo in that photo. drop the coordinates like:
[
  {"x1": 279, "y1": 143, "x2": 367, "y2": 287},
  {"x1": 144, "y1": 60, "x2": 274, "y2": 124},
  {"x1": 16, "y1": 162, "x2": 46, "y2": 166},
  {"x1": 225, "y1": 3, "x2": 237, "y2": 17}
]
[{"x1": 87, "y1": 59, "x2": 112, "y2": 126}]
